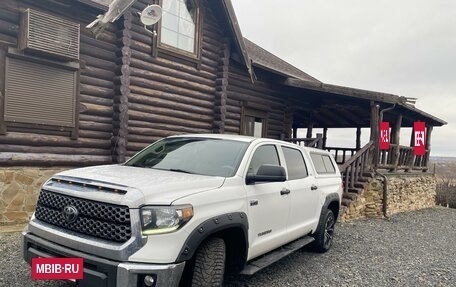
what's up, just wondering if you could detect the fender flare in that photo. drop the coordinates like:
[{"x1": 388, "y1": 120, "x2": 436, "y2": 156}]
[
  {"x1": 317, "y1": 193, "x2": 341, "y2": 227},
  {"x1": 175, "y1": 212, "x2": 249, "y2": 262}
]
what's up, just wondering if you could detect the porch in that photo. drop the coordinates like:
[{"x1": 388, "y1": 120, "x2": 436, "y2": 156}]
[{"x1": 280, "y1": 80, "x2": 446, "y2": 215}]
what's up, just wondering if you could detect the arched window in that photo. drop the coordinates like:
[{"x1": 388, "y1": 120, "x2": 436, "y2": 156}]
[{"x1": 160, "y1": 0, "x2": 199, "y2": 55}]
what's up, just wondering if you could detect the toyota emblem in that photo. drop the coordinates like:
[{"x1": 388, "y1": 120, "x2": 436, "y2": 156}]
[{"x1": 62, "y1": 205, "x2": 79, "y2": 224}]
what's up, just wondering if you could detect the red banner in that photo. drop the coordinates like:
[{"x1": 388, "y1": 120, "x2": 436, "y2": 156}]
[
  {"x1": 379, "y1": 122, "x2": 390, "y2": 150},
  {"x1": 414, "y1": 122, "x2": 426, "y2": 156},
  {"x1": 32, "y1": 257, "x2": 83, "y2": 280}
]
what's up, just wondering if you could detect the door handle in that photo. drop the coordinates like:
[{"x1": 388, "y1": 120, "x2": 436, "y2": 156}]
[
  {"x1": 311, "y1": 185, "x2": 318, "y2": 191},
  {"x1": 280, "y1": 188, "x2": 291, "y2": 195}
]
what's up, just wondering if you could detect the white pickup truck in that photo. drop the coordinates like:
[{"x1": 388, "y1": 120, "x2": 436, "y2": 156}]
[{"x1": 23, "y1": 134, "x2": 342, "y2": 287}]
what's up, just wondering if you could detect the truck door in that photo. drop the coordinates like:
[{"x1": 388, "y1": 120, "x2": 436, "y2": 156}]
[
  {"x1": 244, "y1": 144, "x2": 291, "y2": 260},
  {"x1": 280, "y1": 146, "x2": 319, "y2": 239}
]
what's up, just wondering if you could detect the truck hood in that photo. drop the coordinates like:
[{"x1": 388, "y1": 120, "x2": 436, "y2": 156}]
[{"x1": 52, "y1": 164, "x2": 225, "y2": 207}]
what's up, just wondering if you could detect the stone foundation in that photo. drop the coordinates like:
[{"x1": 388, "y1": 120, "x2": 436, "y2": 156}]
[
  {"x1": 0, "y1": 167, "x2": 66, "y2": 224},
  {"x1": 341, "y1": 174, "x2": 437, "y2": 221},
  {"x1": 0, "y1": 167, "x2": 438, "y2": 224}
]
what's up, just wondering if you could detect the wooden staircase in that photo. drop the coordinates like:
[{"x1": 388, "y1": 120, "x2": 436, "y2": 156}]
[{"x1": 339, "y1": 141, "x2": 375, "y2": 212}]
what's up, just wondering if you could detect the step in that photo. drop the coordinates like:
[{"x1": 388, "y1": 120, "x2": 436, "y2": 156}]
[
  {"x1": 357, "y1": 176, "x2": 372, "y2": 183},
  {"x1": 341, "y1": 198, "x2": 352, "y2": 207},
  {"x1": 354, "y1": 182, "x2": 367, "y2": 189},
  {"x1": 240, "y1": 236, "x2": 315, "y2": 275},
  {"x1": 343, "y1": 192, "x2": 358, "y2": 201},
  {"x1": 363, "y1": 172, "x2": 375, "y2": 178},
  {"x1": 348, "y1": 187, "x2": 364, "y2": 194}
]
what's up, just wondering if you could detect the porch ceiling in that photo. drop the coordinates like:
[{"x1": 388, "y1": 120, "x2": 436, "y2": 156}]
[{"x1": 283, "y1": 78, "x2": 447, "y2": 129}]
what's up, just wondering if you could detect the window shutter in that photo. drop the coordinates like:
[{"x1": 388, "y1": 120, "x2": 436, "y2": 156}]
[
  {"x1": 5, "y1": 57, "x2": 77, "y2": 127},
  {"x1": 19, "y1": 9, "x2": 80, "y2": 61}
]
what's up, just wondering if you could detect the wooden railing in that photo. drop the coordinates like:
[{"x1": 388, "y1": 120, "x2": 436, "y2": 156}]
[
  {"x1": 377, "y1": 144, "x2": 429, "y2": 171},
  {"x1": 340, "y1": 141, "x2": 374, "y2": 194},
  {"x1": 284, "y1": 133, "x2": 323, "y2": 149},
  {"x1": 326, "y1": 147, "x2": 357, "y2": 165}
]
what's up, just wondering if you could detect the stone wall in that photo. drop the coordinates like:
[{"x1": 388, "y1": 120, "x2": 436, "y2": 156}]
[
  {"x1": 341, "y1": 174, "x2": 437, "y2": 222},
  {"x1": 0, "y1": 167, "x2": 66, "y2": 224}
]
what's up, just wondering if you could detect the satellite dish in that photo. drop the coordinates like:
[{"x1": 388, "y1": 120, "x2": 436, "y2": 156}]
[{"x1": 140, "y1": 5, "x2": 162, "y2": 26}]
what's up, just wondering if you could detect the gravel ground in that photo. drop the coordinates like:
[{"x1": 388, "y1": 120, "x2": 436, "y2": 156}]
[{"x1": 1, "y1": 207, "x2": 455, "y2": 287}]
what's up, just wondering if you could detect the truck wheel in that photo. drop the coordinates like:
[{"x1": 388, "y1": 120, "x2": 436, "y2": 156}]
[
  {"x1": 191, "y1": 237, "x2": 226, "y2": 287},
  {"x1": 311, "y1": 209, "x2": 335, "y2": 253}
]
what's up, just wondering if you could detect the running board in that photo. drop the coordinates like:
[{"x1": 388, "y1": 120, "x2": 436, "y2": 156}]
[{"x1": 240, "y1": 236, "x2": 315, "y2": 275}]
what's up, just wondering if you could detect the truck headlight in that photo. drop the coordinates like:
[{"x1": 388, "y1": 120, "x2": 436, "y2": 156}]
[{"x1": 140, "y1": 205, "x2": 193, "y2": 235}]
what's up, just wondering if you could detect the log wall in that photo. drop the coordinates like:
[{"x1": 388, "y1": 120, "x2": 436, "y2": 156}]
[
  {"x1": 125, "y1": 0, "x2": 223, "y2": 157},
  {"x1": 0, "y1": 0, "x2": 116, "y2": 166},
  {"x1": 0, "y1": 0, "x2": 297, "y2": 166},
  {"x1": 226, "y1": 64, "x2": 288, "y2": 138}
]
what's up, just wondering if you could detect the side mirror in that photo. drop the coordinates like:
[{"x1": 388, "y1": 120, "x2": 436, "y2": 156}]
[{"x1": 246, "y1": 164, "x2": 286, "y2": 185}]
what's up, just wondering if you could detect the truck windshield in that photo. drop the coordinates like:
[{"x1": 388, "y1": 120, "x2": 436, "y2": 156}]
[{"x1": 125, "y1": 137, "x2": 249, "y2": 177}]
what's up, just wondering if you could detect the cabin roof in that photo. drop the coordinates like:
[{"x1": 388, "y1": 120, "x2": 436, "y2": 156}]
[
  {"x1": 244, "y1": 38, "x2": 321, "y2": 82},
  {"x1": 80, "y1": 0, "x2": 445, "y2": 128}
]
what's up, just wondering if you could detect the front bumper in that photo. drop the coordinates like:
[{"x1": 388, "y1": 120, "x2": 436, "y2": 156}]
[{"x1": 23, "y1": 231, "x2": 185, "y2": 287}]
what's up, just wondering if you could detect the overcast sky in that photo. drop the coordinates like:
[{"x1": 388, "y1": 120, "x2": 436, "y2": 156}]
[{"x1": 231, "y1": 0, "x2": 456, "y2": 157}]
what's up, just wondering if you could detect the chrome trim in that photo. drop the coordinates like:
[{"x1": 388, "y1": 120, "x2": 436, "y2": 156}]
[
  {"x1": 117, "y1": 262, "x2": 185, "y2": 287},
  {"x1": 27, "y1": 210, "x2": 146, "y2": 261}
]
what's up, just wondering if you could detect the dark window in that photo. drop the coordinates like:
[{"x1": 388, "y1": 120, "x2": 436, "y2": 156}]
[
  {"x1": 282, "y1": 147, "x2": 308, "y2": 180},
  {"x1": 310, "y1": 153, "x2": 336, "y2": 174},
  {"x1": 159, "y1": 0, "x2": 200, "y2": 56},
  {"x1": 248, "y1": 145, "x2": 280, "y2": 175},
  {"x1": 243, "y1": 116, "x2": 263, "y2": 137},
  {"x1": 241, "y1": 108, "x2": 267, "y2": 138}
]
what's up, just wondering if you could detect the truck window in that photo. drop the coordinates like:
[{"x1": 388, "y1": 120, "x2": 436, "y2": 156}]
[
  {"x1": 281, "y1": 147, "x2": 308, "y2": 180},
  {"x1": 248, "y1": 145, "x2": 280, "y2": 175},
  {"x1": 310, "y1": 153, "x2": 336, "y2": 174},
  {"x1": 125, "y1": 138, "x2": 249, "y2": 177}
]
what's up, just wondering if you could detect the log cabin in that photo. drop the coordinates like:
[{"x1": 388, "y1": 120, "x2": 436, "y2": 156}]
[{"x1": 0, "y1": 0, "x2": 446, "y2": 223}]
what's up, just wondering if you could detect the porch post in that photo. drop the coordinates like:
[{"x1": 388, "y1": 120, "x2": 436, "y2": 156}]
[
  {"x1": 392, "y1": 114, "x2": 402, "y2": 172},
  {"x1": 410, "y1": 127, "x2": 415, "y2": 147},
  {"x1": 370, "y1": 102, "x2": 380, "y2": 168},
  {"x1": 425, "y1": 126, "x2": 433, "y2": 170},
  {"x1": 322, "y1": 127, "x2": 328, "y2": 149},
  {"x1": 306, "y1": 123, "x2": 313, "y2": 138},
  {"x1": 356, "y1": 127, "x2": 361, "y2": 150},
  {"x1": 292, "y1": 127, "x2": 298, "y2": 139}
]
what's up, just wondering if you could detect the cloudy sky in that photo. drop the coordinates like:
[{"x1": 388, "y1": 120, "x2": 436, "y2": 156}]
[{"x1": 231, "y1": 0, "x2": 456, "y2": 157}]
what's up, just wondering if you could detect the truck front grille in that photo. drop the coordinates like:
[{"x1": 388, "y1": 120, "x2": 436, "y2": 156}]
[{"x1": 35, "y1": 190, "x2": 132, "y2": 243}]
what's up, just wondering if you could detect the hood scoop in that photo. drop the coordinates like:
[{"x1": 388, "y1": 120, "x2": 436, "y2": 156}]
[{"x1": 46, "y1": 176, "x2": 128, "y2": 195}]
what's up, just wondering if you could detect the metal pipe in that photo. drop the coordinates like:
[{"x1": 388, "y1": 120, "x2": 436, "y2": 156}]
[
  {"x1": 379, "y1": 103, "x2": 396, "y2": 122},
  {"x1": 375, "y1": 170, "x2": 389, "y2": 219},
  {"x1": 375, "y1": 103, "x2": 395, "y2": 219}
]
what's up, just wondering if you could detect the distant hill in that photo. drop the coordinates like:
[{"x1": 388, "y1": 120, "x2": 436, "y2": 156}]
[{"x1": 430, "y1": 156, "x2": 456, "y2": 183}]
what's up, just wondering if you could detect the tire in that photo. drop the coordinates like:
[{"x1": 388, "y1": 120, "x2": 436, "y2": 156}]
[
  {"x1": 311, "y1": 209, "x2": 336, "y2": 253},
  {"x1": 191, "y1": 237, "x2": 226, "y2": 287}
]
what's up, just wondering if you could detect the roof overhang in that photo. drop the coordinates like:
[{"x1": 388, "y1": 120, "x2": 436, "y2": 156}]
[
  {"x1": 283, "y1": 78, "x2": 447, "y2": 128},
  {"x1": 220, "y1": 0, "x2": 254, "y2": 81}
]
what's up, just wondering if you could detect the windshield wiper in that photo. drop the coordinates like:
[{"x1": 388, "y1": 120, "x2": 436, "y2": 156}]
[
  {"x1": 129, "y1": 163, "x2": 145, "y2": 168},
  {"x1": 168, "y1": 168, "x2": 195, "y2": 174}
]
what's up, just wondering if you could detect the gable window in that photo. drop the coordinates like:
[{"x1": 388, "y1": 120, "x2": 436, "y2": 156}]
[
  {"x1": 241, "y1": 108, "x2": 267, "y2": 138},
  {"x1": 160, "y1": 0, "x2": 199, "y2": 55}
]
